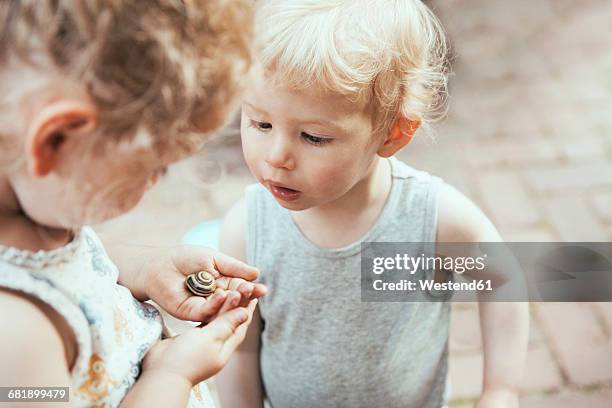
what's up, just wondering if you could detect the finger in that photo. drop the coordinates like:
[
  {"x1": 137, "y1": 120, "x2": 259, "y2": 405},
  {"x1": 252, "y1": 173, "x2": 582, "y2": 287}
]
[
  {"x1": 219, "y1": 299, "x2": 258, "y2": 358},
  {"x1": 252, "y1": 283, "x2": 267, "y2": 299},
  {"x1": 236, "y1": 282, "x2": 266, "y2": 304},
  {"x1": 237, "y1": 281, "x2": 261, "y2": 307},
  {"x1": 211, "y1": 252, "x2": 259, "y2": 281},
  {"x1": 175, "y1": 291, "x2": 227, "y2": 321},
  {"x1": 215, "y1": 278, "x2": 257, "y2": 307},
  {"x1": 215, "y1": 278, "x2": 260, "y2": 296},
  {"x1": 173, "y1": 247, "x2": 259, "y2": 281},
  {"x1": 217, "y1": 290, "x2": 241, "y2": 315},
  {"x1": 236, "y1": 281, "x2": 254, "y2": 299},
  {"x1": 213, "y1": 287, "x2": 228, "y2": 298},
  {"x1": 205, "y1": 305, "x2": 250, "y2": 342},
  {"x1": 213, "y1": 276, "x2": 241, "y2": 291}
]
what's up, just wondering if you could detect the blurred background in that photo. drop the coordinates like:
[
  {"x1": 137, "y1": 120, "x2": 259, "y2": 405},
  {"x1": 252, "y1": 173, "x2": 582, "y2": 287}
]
[{"x1": 97, "y1": 0, "x2": 612, "y2": 406}]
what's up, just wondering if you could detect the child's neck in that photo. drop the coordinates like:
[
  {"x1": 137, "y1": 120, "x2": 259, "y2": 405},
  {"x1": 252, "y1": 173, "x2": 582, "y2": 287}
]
[
  {"x1": 0, "y1": 176, "x2": 73, "y2": 252},
  {"x1": 291, "y1": 157, "x2": 392, "y2": 249}
]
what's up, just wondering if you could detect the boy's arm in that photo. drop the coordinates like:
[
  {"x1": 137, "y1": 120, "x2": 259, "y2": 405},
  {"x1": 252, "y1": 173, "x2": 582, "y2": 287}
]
[
  {"x1": 215, "y1": 197, "x2": 265, "y2": 408},
  {"x1": 216, "y1": 306, "x2": 264, "y2": 408},
  {"x1": 437, "y1": 184, "x2": 528, "y2": 407}
]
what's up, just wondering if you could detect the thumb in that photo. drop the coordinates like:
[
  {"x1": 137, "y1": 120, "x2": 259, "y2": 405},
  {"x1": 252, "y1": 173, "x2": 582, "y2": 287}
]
[
  {"x1": 204, "y1": 305, "x2": 250, "y2": 342},
  {"x1": 212, "y1": 251, "x2": 260, "y2": 281},
  {"x1": 218, "y1": 299, "x2": 258, "y2": 358},
  {"x1": 174, "y1": 246, "x2": 259, "y2": 281}
]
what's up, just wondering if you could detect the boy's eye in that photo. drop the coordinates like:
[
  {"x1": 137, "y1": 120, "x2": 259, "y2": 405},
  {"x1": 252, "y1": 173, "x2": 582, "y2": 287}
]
[
  {"x1": 301, "y1": 132, "x2": 331, "y2": 146},
  {"x1": 251, "y1": 120, "x2": 272, "y2": 131}
]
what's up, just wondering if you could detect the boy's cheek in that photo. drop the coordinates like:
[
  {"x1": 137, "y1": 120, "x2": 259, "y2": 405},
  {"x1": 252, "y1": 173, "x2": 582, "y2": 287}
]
[
  {"x1": 309, "y1": 161, "x2": 353, "y2": 193},
  {"x1": 241, "y1": 137, "x2": 263, "y2": 170}
]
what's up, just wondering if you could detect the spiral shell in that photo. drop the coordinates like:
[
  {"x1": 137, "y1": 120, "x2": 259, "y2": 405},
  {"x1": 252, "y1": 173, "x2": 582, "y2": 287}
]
[{"x1": 185, "y1": 271, "x2": 217, "y2": 297}]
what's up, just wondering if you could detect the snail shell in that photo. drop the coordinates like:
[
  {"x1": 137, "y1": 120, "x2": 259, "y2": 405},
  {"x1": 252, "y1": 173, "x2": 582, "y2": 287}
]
[{"x1": 185, "y1": 271, "x2": 217, "y2": 297}]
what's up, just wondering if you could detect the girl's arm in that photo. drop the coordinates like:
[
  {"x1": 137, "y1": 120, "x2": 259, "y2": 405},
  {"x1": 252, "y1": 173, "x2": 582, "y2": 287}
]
[
  {"x1": 98, "y1": 232, "x2": 260, "y2": 300},
  {"x1": 437, "y1": 184, "x2": 528, "y2": 407},
  {"x1": 215, "y1": 197, "x2": 265, "y2": 407},
  {"x1": 0, "y1": 285, "x2": 256, "y2": 408},
  {"x1": 95, "y1": 234, "x2": 154, "y2": 301},
  {"x1": 119, "y1": 303, "x2": 256, "y2": 408},
  {"x1": 0, "y1": 290, "x2": 73, "y2": 408},
  {"x1": 97, "y1": 232, "x2": 264, "y2": 322},
  {"x1": 119, "y1": 370, "x2": 191, "y2": 408}
]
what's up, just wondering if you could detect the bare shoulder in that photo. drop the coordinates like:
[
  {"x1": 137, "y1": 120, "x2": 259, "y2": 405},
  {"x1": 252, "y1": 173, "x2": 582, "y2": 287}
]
[
  {"x1": 436, "y1": 182, "x2": 502, "y2": 242},
  {"x1": 0, "y1": 289, "x2": 72, "y2": 386},
  {"x1": 219, "y1": 196, "x2": 247, "y2": 262}
]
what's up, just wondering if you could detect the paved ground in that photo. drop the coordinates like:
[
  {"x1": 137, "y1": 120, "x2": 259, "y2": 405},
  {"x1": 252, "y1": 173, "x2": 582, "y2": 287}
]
[
  {"x1": 422, "y1": 2, "x2": 612, "y2": 404},
  {"x1": 97, "y1": 0, "x2": 612, "y2": 406}
]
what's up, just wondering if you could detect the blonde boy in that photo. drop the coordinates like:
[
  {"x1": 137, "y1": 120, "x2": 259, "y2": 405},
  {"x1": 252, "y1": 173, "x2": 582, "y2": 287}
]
[{"x1": 217, "y1": 1, "x2": 528, "y2": 407}]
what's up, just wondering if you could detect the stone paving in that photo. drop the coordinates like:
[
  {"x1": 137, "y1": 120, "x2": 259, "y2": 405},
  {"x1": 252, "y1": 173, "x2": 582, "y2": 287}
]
[
  {"x1": 97, "y1": 0, "x2": 612, "y2": 406},
  {"x1": 412, "y1": 1, "x2": 612, "y2": 405}
]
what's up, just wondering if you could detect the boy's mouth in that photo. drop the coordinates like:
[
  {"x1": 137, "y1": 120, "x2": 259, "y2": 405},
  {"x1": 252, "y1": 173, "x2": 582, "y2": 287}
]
[{"x1": 268, "y1": 182, "x2": 301, "y2": 202}]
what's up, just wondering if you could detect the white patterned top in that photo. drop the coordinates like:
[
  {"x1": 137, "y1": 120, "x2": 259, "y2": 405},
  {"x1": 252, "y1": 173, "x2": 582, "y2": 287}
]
[{"x1": 0, "y1": 226, "x2": 214, "y2": 408}]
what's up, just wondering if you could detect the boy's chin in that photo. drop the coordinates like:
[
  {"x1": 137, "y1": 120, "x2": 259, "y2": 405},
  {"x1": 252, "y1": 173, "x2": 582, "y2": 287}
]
[{"x1": 272, "y1": 197, "x2": 312, "y2": 211}]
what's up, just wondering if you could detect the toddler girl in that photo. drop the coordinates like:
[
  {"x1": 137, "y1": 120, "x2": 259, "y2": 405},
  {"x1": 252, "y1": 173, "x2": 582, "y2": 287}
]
[{"x1": 0, "y1": 1, "x2": 265, "y2": 407}]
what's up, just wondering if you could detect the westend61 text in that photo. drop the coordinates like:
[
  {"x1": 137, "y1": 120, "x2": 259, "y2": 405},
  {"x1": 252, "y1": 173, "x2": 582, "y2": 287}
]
[{"x1": 373, "y1": 279, "x2": 493, "y2": 292}]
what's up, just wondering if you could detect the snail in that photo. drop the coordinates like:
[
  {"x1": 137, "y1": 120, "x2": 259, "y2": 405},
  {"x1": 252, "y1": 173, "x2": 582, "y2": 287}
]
[{"x1": 185, "y1": 271, "x2": 217, "y2": 297}]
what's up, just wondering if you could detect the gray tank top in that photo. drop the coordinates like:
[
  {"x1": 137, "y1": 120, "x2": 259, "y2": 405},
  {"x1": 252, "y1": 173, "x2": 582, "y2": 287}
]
[{"x1": 246, "y1": 157, "x2": 450, "y2": 408}]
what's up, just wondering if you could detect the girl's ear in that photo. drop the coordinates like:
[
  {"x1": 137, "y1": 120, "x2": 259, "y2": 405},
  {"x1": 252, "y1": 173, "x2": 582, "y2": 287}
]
[
  {"x1": 26, "y1": 99, "x2": 97, "y2": 177},
  {"x1": 377, "y1": 116, "x2": 421, "y2": 158}
]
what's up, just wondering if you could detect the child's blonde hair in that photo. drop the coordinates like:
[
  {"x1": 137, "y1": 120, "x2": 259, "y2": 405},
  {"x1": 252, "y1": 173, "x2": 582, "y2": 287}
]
[
  {"x1": 0, "y1": 0, "x2": 252, "y2": 153},
  {"x1": 254, "y1": 0, "x2": 450, "y2": 135}
]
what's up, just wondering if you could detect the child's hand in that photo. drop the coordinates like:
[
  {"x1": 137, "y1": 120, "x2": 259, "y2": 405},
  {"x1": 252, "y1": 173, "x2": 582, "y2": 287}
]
[
  {"x1": 139, "y1": 246, "x2": 266, "y2": 322},
  {"x1": 142, "y1": 299, "x2": 258, "y2": 386},
  {"x1": 475, "y1": 389, "x2": 519, "y2": 408}
]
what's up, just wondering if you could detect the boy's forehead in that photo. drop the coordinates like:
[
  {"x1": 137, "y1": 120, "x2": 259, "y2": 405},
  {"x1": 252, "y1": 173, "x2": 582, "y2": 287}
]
[{"x1": 245, "y1": 71, "x2": 368, "y2": 124}]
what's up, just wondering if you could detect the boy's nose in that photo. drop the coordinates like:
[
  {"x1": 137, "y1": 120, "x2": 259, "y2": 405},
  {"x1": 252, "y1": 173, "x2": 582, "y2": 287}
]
[{"x1": 265, "y1": 136, "x2": 295, "y2": 170}]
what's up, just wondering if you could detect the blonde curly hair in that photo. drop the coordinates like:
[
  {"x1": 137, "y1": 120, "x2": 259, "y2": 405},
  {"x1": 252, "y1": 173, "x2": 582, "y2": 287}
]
[
  {"x1": 0, "y1": 0, "x2": 252, "y2": 153},
  {"x1": 254, "y1": 0, "x2": 450, "y2": 136}
]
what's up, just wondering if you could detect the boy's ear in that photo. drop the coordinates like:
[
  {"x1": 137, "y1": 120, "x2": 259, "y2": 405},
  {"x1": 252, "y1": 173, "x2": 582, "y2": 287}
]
[
  {"x1": 377, "y1": 116, "x2": 421, "y2": 158},
  {"x1": 27, "y1": 99, "x2": 97, "y2": 177}
]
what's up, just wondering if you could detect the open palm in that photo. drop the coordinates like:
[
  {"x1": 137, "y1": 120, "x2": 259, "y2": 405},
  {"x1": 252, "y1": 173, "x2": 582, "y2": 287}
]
[{"x1": 142, "y1": 245, "x2": 266, "y2": 322}]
